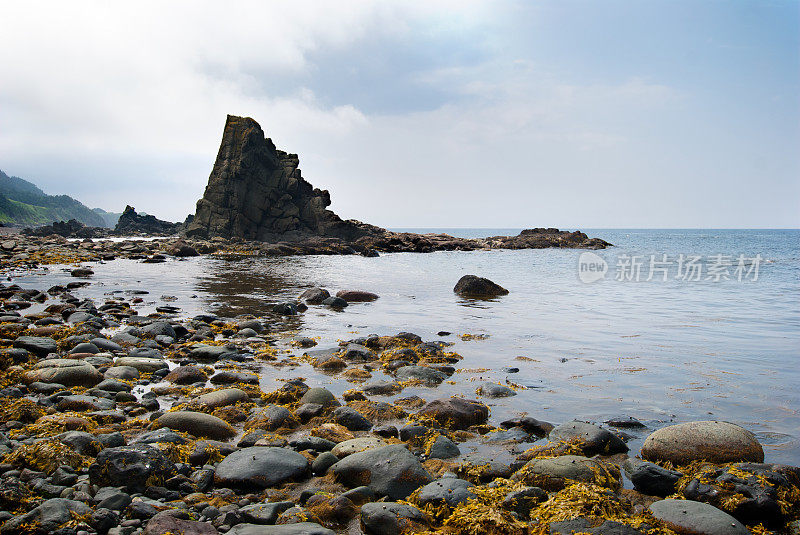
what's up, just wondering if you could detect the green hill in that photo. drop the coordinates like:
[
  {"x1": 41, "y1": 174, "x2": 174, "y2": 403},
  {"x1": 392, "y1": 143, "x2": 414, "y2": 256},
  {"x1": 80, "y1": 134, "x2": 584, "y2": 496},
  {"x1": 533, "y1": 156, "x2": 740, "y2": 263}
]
[{"x1": 0, "y1": 169, "x2": 109, "y2": 227}]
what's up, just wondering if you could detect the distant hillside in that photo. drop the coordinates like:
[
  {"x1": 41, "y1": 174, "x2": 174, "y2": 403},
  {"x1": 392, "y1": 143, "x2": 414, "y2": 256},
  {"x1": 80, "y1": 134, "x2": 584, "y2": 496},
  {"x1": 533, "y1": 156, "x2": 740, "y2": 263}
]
[
  {"x1": 93, "y1": 208, "x2": 122, "y2": 228},
  {"x1": 0, "y1": 169, "x2": 108, "y2": 227}
]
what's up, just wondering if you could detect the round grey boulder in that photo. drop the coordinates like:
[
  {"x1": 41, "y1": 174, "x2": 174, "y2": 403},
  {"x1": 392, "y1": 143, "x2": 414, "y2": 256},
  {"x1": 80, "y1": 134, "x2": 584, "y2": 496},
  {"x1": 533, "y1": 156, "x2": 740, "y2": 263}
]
[
  {"x1": 153, "y1": 411, "x2": 236, "y2": 440},
  {"x1": 416, "y1": 478, "x2": 475, "y2": 508},
  {"x1": 360, "y1": 502, "x2": 430, "y2": 535},
  {"x1": 649, "y1": 499, "x2": 749, "y2": 535},
  {"x1": 215, "y1": 447, "x2": 309, "y2": 489},
  {"x1": 24, "y1": 359, "x2": 103, "y2": 387},
  {"x1": 641, "y1": 421, "x2": 764, "y2": 465},
  {"x1": 331, "y1": 444, "x2": 432, "y2": 500}
]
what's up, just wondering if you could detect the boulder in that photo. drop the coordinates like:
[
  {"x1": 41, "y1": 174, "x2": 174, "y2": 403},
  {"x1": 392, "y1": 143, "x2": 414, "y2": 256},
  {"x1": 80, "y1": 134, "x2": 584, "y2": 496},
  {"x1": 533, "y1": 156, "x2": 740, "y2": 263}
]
[
  {"x1": 227, "y1": 523, "x2": 335, "y2": 535},
  {"x1": 395, "y1": 366, "x2": 446, "y2": 385},
  {"x1": 649, "y1": 499, "x2": 749, "y2": 535},
  {"x1": 89, "y1": 444, "x2": 176, "y2": 491},
  {"x1": 0, "y1": 498, "x2": 91, "y2": 534},
  {"x1": 114, "y1": 356, "x2": 168, "y2": 373},
  {"x1": 331, "y1": 437, "x2": 386, "y2": 457},
  {"x1": 360, "y1": 502, "x2": 430, "y2": 535},
  {"x1": 331, "y1": 444, "x2": 432, "y2": 500},
  {"x1": 416, "y1": 478, "x2": 475, "y2": 508},
  {"x1": 336, "y1": 290, "x2": 379, "y2": 302},
  {"x1": 477, "y1": 382, "x2": 516, "y2": 398},
  {"x1": 453, "y1": 275, "x2": 508, "y2": 298},
  {"x1": 153, "y1": 411, "x2": 236, "y2": 440},
  {"x1": 299, "y1": 288, "x2": 330, "y2": 305},
  {"x1": 144, "y1": 511, "x2": 219, "y2": 535},
  {"x1": 417, "y1": 397, "x2": 489, "y2": 430},
  {"x1": 24, "y1": 359, "x2": 103, "y2": 387},
  {"x1": 239, "y1": 501, "x2": 295, "y2": 525},
  {"x1": 13, "y1": 336, "x2": 58, "y2": 356},
  {"x1": 548, "y1": 420, "x2": 628, "y2": 456},
  {"x1": 197, "y1": 388, "x2": 249, "y2": 409},
  {"x1": 215, "y1": 447, "x2": 309, "y2": 489},
  {"x1": 513, "y1": 455, "x2": 615, "y2": 491},
  {"x1": 165, "y1": 365, "x2": 209, "y2": 384},
  {"x1": 641, "y1": 421, "x2": 764, "y2": 465},
  {"x1": 299, "y1": 387, "x2": 340, "y2": 407}
]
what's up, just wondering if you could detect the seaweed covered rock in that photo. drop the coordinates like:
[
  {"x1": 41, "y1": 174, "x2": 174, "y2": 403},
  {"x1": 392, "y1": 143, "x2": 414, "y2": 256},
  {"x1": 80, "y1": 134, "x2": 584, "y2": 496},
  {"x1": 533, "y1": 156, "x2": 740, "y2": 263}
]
[
  {"x1": 417, "y1": 397, "x2": 489, "y2": 430},
  {"x1": 548, "y1": 421, "x2": 628, "y2": 456},
  {"x1": 0, "y1": 498, "x2": 92, "y2": 535},
  {"x1": 89, "y1": 444, "x2": 176, "y2": 492}
]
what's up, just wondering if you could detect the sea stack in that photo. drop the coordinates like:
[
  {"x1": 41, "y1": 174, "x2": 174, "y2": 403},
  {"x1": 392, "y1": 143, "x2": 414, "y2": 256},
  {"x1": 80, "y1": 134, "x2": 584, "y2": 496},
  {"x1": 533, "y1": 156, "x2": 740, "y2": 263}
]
[{"x1": 186, "y1": 115, "x2": 378, "y2": 242}]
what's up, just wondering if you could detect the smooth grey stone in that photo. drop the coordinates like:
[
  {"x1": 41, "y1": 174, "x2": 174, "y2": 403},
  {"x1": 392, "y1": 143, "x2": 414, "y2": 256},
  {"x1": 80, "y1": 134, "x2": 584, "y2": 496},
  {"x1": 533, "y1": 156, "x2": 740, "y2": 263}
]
[
  {"x1": 215, "y1": 447, "x2": 309, "y2": 489},
  {"x1": 649, "y1": 499, "x2": 749, "y2": 535}
]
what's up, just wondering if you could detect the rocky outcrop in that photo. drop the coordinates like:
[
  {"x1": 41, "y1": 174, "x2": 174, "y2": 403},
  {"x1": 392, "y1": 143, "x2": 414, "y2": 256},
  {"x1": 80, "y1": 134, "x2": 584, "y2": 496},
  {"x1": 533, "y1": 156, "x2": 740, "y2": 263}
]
[
  {"x1": 186, "y1": 115, "x2": 609, "y2": 251},
  {"x1": 114, "y1": 206, "x2": 181, "y2": 235},
  {"x1": 186, "y1": 115, "x2": 379, "y2": 242}
]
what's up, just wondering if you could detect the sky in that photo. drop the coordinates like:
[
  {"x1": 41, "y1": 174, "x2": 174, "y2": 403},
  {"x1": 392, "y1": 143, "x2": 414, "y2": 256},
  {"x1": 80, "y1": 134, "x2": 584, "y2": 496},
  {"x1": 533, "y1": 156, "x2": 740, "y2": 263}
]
[{"x1": 0, "y1": 0, "x2": 798, "y2": 228}]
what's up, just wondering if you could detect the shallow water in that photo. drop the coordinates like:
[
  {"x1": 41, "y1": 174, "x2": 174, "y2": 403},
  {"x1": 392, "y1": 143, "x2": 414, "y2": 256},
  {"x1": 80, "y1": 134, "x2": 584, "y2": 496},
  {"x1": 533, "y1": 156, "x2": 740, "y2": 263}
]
[{"x1": 10, "y1": 229, "x2": 800, "y2": 464}]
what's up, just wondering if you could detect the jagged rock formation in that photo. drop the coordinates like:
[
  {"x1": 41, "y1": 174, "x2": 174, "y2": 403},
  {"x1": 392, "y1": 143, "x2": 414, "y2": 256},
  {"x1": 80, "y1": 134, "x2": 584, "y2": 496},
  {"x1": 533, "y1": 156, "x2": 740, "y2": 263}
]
[
  {"x1": 186, "y1": 115, "x2": 379, "y2": 242},
  {"x1": 114, "y1": 206, "x2": 181, "y2": 236},
  {"x1": 23, "y1": 219, "x2": 110, "y2": 239},
  {"x1": 184, "y1": 114, "x2": 609, "y2": 252}
]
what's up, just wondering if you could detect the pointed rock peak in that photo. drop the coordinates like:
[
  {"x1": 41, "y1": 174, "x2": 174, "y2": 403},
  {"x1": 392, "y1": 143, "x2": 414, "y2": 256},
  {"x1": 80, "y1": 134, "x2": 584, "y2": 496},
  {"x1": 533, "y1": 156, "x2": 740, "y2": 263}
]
[{"x1": 186, "y1": 115, "x2": 379, "y2": 242}]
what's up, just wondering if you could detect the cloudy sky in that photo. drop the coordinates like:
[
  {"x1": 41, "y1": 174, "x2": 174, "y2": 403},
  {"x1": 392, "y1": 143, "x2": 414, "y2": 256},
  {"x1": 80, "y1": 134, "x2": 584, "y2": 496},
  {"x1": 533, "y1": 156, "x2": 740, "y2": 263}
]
[{"x1": 1, "y1": 0, "x2": 798, "y2": 228}]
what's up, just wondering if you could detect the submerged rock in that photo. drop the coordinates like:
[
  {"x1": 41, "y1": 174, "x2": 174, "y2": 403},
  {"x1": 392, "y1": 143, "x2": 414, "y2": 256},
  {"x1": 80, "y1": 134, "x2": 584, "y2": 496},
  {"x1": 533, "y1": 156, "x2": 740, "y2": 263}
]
[{"x1": 453, "y1": 275, "x2": 509, "y2": 298}]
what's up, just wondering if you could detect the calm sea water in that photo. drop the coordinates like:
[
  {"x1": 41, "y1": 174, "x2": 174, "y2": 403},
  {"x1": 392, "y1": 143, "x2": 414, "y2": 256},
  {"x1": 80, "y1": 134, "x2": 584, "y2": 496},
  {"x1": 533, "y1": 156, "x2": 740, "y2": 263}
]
[{"x1": 11, "y1": 229, "x2": 800, "y2": 464}]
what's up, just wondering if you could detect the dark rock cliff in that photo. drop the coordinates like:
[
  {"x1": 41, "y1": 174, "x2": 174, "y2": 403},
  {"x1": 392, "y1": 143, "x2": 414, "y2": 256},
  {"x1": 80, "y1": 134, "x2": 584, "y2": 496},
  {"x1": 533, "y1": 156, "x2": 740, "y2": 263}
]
[{"x1": 185, "y1": 115, "x2": 379, "y2": 242}]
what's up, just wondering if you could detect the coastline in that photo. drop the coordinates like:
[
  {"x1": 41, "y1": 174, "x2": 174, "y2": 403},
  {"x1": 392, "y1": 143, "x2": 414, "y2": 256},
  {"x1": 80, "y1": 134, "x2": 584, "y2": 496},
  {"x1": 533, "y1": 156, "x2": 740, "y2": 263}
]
[{"x1": 0, "y1": 234, "x2": 797, "y2": 534}]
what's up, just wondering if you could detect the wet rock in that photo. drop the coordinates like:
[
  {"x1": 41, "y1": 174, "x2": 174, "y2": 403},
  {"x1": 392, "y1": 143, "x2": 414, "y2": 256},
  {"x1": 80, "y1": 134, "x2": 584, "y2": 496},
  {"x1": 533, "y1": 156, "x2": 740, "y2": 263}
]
[
  {"x1": 133, "y1": 428, "x2": 188, "y2": 445},
  {"x1": 24, "y1": 359, "x2": 103, "y2": 387},
  {"x1": 513, "y1": 455, "x2": 615, "y2": 491},
  {"x1": 331, "y1": 437, "x2": 386, "y2": 457},
  {"x1": 247, "y1": 405, "x2": 300, "y2": 431},
  {"x1": 89, "y1": 444, "x2": 176, "y2": 492},
  {"x1": 289, "y1": 436, "x2": 336, "y2": 452},
  {"x1": 189, "y1": 344, "x2": 238, "y2": 361},
  {"x1": 550, "y1": 519, "x2": 646, "y2": 535},
  {"x1": 417, "y1": 478, "x2": 475, "y2": 508},
  {"x1": 426, "y1": 435, "x2": 460, "y2": 459},
  {"x1": 144, "y1": 510, "x2": 219, "y2": 534},
  {"x1": 649, "y1": 499, "x2": 749, "y2": 535},
  {"x1": 331, "y1": 444, "x2": 432, "y2": 500},
  {"x1": 604, "y1": 415, "x2": 646, "y2": 429},
  {"x1": 361, "y1": 380, "x2": 402, "y2": 396},
  {"x1": 417, "y1": 397, "x2": 489, "y2": 430},
  {"x1": 294, "y1": 403, "x2": 325, "y2": 422},
  {"x1": 331, "y1": 406, "x2": 372, "y2": 431},
  {"x1": 211, "y1": 370, "x2": 258, "y2": 384},
  {"x1": 622, "y1": 458, "x2": 682, "y2": 497},
  {"x1": 104, "y1": 365, "x2": 140, "y2": 380},
  {"x1": 341, "y1": 343, "x2": 373, "y2": 361},
  {"x1": 641, "y1": 421, "x2": 764, "y2": 465},
  {"x1": 273, "y1": 302, "x2": 300, "y2": 315},
  {"x1": 69, "y1": 342, "x2": 99, "y2": 354},
  {"x1": 312, "y1": 452, "x2": 339, "y2": 475},
  {"x1": 215, "y1": 447, "x2": 309, "y2": 489},
  {"x1": 305, "y1": 493, "x2": 357, "y2": 525},
  {"x1": 165, "y1": 365, "x2": 209, "y2": 384},
  {"x1": 360, "y1": 502, "x2": 430, "y2": 535},
  {"x1": 548, "y1": 421, "x2": 628, "y2": 456},
  {"x1": 395, "y1": 366, "x2": 447, "y2": 385},
  {"x1": 153, "y1": 411, "x2": 236, "y2": 440},
  {"x1": 299, "y1": 387, "x2": 340, "y2": 407},
  {"x1": 57, "y1": 394, "x2": 115, "y2": 411},
  {"x1": 197, "y1": 387, "x2": 249, "y2": 409},
  {"x1": 239, "y1": 501, "x2": 295, "y2": 525},
  {"x1": 501, "y1": 486, "x2": 547, "y2": 519},
  {"x1": 477, "y1": 382, "x2": 516, "y2": 398},
  {"x1": 227, "y1": 523, "x2": 335, "y2": 535},
  {"x1": 11, "y1": 336, "x2": 56, "y2": 357},
  {"x1": 311, "y1": 423, "x2": 354, "y2": 443},
  {"x1": 114, "y1": 356, "x2": 168, "y2": 373},
  {"x1": 453, "y1": 275, "x2": 508, "y2": 298},
  {"x1": 94, "y1": 486, "x2": 132, "y2": 511},
  {"x1": 60, "y1": 430, "x2": 103, "y2": 455},
  {"x1": 299, "y1": 288, "x2": 330, "y2": 305},
  {"x1": 0, "y1": 498, "x2": 91, "y2": 534},
  {"x1": 681, "y1": 463, "x2": 793, "y2": 527},
  {"x1": 141, "y1": 320, "x2": 176, "y2": 339},
  {"x1": 322, "y1": 296, "x2": 348, "y2": 309},
  {"x1": 336, "y1": 290, "x2": 379, "y2": 302}
]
